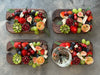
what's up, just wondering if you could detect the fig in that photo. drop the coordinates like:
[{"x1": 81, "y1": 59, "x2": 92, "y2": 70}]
[
  {"x1": 77, "y1": 18, "x2": 83, "y2": 23},
  {"x1": 35, "y1": 46, "x2": 42, "y2": 51},
  {"x1": 36, "y1": 21, "x2": 45, "y2": 30},
  {"x1": 77, "y1": 12, "x2": 83, "y2": 17},
  {"x1": 27, "y1": 16, "x2": 32, "y2": 24}
]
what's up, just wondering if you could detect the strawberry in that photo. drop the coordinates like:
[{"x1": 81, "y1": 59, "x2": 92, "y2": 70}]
[
  {"x1": 11, "y1": 13, "x2": 15, "y2": 17},
  {"x1": 72, "y1": 51, "x2": 77, "y2": 57},
  {"x1": 30, "y1": 50, "x2": 35, "y2": 55},
  {"x1": 70, "y1": 26, "x2": 77, "y2": 34},
  {"x1": 59, "y1": 43, "x2": 66, "y2": 47},
  {"x1": 87, "y1": 51, "x2": 93, "y2": 56},
  {"x1": 65, "y1": 42, "x2": 71, "y2": 47},
  {"x1": 87, "y1": 16, "x2": 93, "y2": 22},
  {"x1": 14, "y1": 16, "x2": 20, "y2": 20},
  {"x1": 40, "y1": 49, "x2": 45, "y2": 55},
  {"x1": 22, "y1": 42, "x2": 29, "y2": 48},
  {"x1": 21, "y1": 49, "x2": 27, "y2": 56},
  {"x1": 18, "y1": 17, "x2": 26, "y2": 24},
  {"x1": 14, "y1": 42, "x2": 21, "y2": 48},
  {"x1": 81, "y1": 43, "x2": 87, "y2": 47}
]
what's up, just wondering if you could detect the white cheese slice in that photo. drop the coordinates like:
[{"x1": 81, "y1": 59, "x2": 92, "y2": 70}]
[
  {"x1": 62, "y1": 18, "x2": 66, "y2": 25},
  {"x1": 83, "y1": 15, "x2": 88, "y2": 24},
  {"x1": 44, "y1": 50, "x2": 48, "y2": 55},
  {"x1": 74, "y1": 44, "x2": 78, "y2": 48},
  {"x1": 43, "y1": 55, "x2": 48, "y2": 59},
  {"x1": 29, "y1": 43, "x2": 36, "y2": 51},
  {"x1": 20, "y1": 12, "x2": 24, "y2": 18},
  {"x1": 42, "y1": 18, "x2": 46, "y2": 23},
  {"x1": 77, "y1": 53, "x2": 85, "y2": 61}
]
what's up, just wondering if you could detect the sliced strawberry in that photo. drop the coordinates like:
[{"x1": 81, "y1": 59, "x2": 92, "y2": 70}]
[
  {"x1": 14, "y1": 42, "x2": 21, "y2": 48},
  {"x1": 87, "y1": 51, "x2": 93, "y2": 56},
  {"x1": 22, "y1": 42, "x2": 29, "y2": 48},
  {"x1": 40, "y1": 49, "x2": 45, "y2": 55},
  {"x1": 87, "y1": 16, "x2": 93, "y2": 22},
  {"x1": 14, "y1": 16, "x2": 20, "y2": 20},
  {"x1": 65, "y1": 42, "x2": 71, "y2": 47},
  {"x1": 59, "y1": 43, "x2": 66, "y2": 47}
]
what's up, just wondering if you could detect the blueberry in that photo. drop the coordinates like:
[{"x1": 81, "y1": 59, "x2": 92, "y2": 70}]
[
  {"x1": 72, "y1": 42, "x2": 75, "y2": 45},
  {"x1": 17, "y1": 51, "x2": 21, "y2": 55},
  {"x1": 16, "y1": 48, "x2": 20, "y2": 52},
  {"x1": 36, "y1": 54, "x2": 39, "y2": 57},
  {"x1": 14, "y1": 12, "x2": 20, "y2": 16},
  {"x1": 26, "y1": 44, "x2": 30, "y2": 49},
  {"x1": 33, "y1": 22, "x2": 36, "y2": 26},
  {"x1": 86, "y1": 48, "x2": 89, "y2": 52},
  {"x1": 24, "y1": 47, "x2": 28, "y2": 50},
  {"x1": 88, "y1": 22, "x2": 92, "y2": 25},
  {"x1": 68, "y1": 15, "x2": 74, "y2": 19},
  {"x1": 70, "y1": 47, "x2": 73, "y2": 50}
]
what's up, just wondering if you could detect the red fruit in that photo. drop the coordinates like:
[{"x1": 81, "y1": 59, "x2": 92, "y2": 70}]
[
  {"x1": 22, "y1": 23, "x2": 30, "y2": 31},
  {"x1": 72, "y1": 56, "x2": 80, "y2": 65},
  {"x1": 21, "y1": 49, "x2": 27, "y2": 56},
  {"x1": 74, "y1": 22, "x2": 78, "y2": 27},
  {"x1": 30, "y1": 50, "x2": 35, "y2": 55},
  {"x1": 81, "y1": 43, "x2": 87, "y2": 47},
  {"x1": 72, "y1": 51, "x2": 77, "y2": 57},
  {"x1": 23, "y1": 10, "x2": 28, "y2": 14},
  {"x1": 77, "y1": 46, "x2": 82, "y2": 52},
  {"x1": 74, "y1": 14, "x2": 77, "y2": 16},
  {"x1": 27, "y1": 9, "x2": 31, "y2": 14},
  {"x1": 14, "y1": 16, "x2": 20, "y2": 20},
  {"x1": 87, "y1": 51, "x2": 93, "y2": 56},
  {"x1": 27, "y1": 52, "x2": 31, "y2": 56},
  {"x1": 22, "y1": 42, "x2": 29, "y2": 48},
  {"x1": 59, "y1": 43, "x2": 66, "y2": 47},
  {"x1": 18, "y1": 18, "x2": 26, "y2": 24},
  {"x1": 90, "y1": 25, "x2": 92, "y2": 30},
  {"x1": 38, "y1": 12, "x2": 43, "y2": 17},
  {"x1": 66, "y1": 18, "x2": 73, "y2": 26},
  {"x1": 22, "y1": 56, "x2": 30, "y2": 64},
  {"x1": 18, "y1": 45, "x2": 22, "y2": 49},
  {"x1": 65, "y1": 42, "x2": 71, "y2": 47},
  {"x1": 11, "y1": 13, "x2": 15, "y2": 17},
  {"x1": 40, "y1": 49, "x2": 45, "y2": 55},
  {"x1": 70, "y1": 26, "x2": 77, "y2": 33},
  {"x1": 14, "y1": 42, "x2": 21, "y2": 48},
  {"x1": 64, "y1": 11, "x2": 68, "y2": 16},
  {"x1": 15, "y1": 10, "x2": 20, "y2": 13},
  {"x1": 87, "y1": 16, "x2": 93, "y2": 22},
  {"x1": 85, "y1": 10, "x2": 92, "y2": 16},
  {"x1": 68, "y1": 11, "x2": 73, "y2": 15},
  {"x1": 74, "y1": 15, "x2": 77, "y2": 20}
]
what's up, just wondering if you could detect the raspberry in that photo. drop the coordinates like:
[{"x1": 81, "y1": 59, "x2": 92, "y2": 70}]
[
  {"x1": 22, "y1": 56, "x2": 30, "y2": 64},
  {"x1": 22, "y1": 23, "x2": 30, "y2": 31},
  {"x1": 72, "y1": 56, "x2": 80, "y2": 65},
  {"x1": 66, "y1": 18, "x2": 73, "y2": 26}
]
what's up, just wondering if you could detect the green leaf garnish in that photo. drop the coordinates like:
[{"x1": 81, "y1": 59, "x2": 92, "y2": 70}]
[
  {"x1": 44, "y1": 28, "x2": 50, "y2": 36},
  {"x1": 8, "y1": 9, "x2": 15, "y2": 13},
  {"x1": 85, "y1": 7, "x2": 90, "y2": 11},
  {"x1": 55, "y1": 42, "x2": 61, "y2": 45},
  {"x1": 36, "y1": 19, "x2": 42, "y2": 22},
  {"x1": 57, "y1": 21, "x2": 63, "y2": 25},
  {"x1": 10, "y1": 40, "x2": 14, "y2": 46},
  {"x1": 14, "y1": 20, "x2": 18, "y2": 23}
]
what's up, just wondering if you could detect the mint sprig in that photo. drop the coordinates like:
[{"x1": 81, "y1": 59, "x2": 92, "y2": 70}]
[
  {"x1": 8, "y1": 9, "x2": 15, "y2": 13},
  {"x1": 54, "y1": 42, "x2": 61, "y2": 45}
]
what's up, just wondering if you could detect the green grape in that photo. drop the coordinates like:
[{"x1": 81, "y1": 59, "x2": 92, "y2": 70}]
[
  {"x1": 78, "y1": 23, "x2": 82, "y2": 27},
  {"x1": 35, "y1": 63, "x2": 40, "y2": 66},
  {"x1": 80, "y1": 60, "x2": 85, "y2": 65},
  {"x1": 78, "y1": 8, "x2": 82, "y2": 12},
  {"x1": 31, "y1": 26, "x2": 38, "y2": 31},
  {"x1": 82, "y1": 39, "x2": 86, "y2": 44},
  {"x1": 34, "y1": 30, "x2": 39, "y2": 35},
  {"x1": 36, "y1": 42, "x2": 41, "y2": 46},
  {"x1": 32, "y1": 64, "x2": 37, "y2": 68},
  {"x1": 33, "y1": 42, "x2": 36, "y2": 46},
  {"x1": 77, "y1": 28, "x2": 81, "y2": 33},
  {"x1": 35, "y1": 11, "x2": 39, "y2": 16},
  {"x1": 31, "y1": 27, "x2": 34, "y2": 31},
  {"x1": 72, "y1": 9, "x2": 78, "y2": 14},
  {"x1": 28, "y1": 60, "x2": 33, "y2": 66},
  {"x1": 86, "y1": 41, "x2": 90, "y2": 45}
]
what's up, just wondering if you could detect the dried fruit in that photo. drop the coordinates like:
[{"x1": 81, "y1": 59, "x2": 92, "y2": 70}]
[
  {"x1": 13, "y1": 22, "x2": 22, "y2": 33},
  {"x1": 13, "y1": 53, "x2": 22, "y2": 64},
  {"x1": 36, "y1": 21, "x2": 45, "y2": 30},
  {"x1": 60, "y1": 25, "x2": 70, "y2": 34}
]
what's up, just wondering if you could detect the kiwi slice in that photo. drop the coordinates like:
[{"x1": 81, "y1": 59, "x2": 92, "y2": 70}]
[
  {"x1": 60, "y1": 25, "x2": 70, "y2": 34},
  {"x1": 13, "y1": 53, "x2": 22, "y2": 64},
  {"x1": 13, "y1": 23, "x2": 22, "y2": 33}
]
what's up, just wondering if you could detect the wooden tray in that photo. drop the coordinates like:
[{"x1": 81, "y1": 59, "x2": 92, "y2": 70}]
[
  {"x1": 6, "y1": 39, "x2": 48, "y2": 65},
  {"x1": 6, "y1": 9, "x2": 47, "y2": 34},
  {"x1": 52, "y1": 9, "x2": 92, "y2": 34}
]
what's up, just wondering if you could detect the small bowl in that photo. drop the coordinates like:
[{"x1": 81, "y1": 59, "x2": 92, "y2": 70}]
[{"x1": 52, "y1": 47, "x2": 72, "y2": 67}]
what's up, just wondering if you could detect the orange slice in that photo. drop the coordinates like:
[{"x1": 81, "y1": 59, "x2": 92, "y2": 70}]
[{"x1": 81, "y1": 24, "x2": 90, "y2": 32}]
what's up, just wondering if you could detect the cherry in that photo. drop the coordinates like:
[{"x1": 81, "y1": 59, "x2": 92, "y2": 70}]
[
  {"x1": 64, "y1": 11, "x2": 68, "y2": 16},
  {"x1": 74, "y1": 22, "x2": 79, "y2": 27},
  {"x1": 74, "y1": 16, "x2": 77, "y2": 20},
  {"x1": 11, "y1": 13, "x2": 15, "y2": 17},
  {"x1": 72, "y1": 51, "x2": 77, "y2": 57},
  {"x1": 70, "y1": 26, "x2": 77, "y2": 34},
  {"x1": 30, "y1": 50, "x2": 35, "y2": 55},
  {"x1": 74, "y1": 14, "x2": 77, "y2": 16},
  {"x1": 27, "y1": 52, "x2": 31, "y2": 56},
  {"x1": 85, "y1": 10, "x2": 92, "y2": 16}
]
